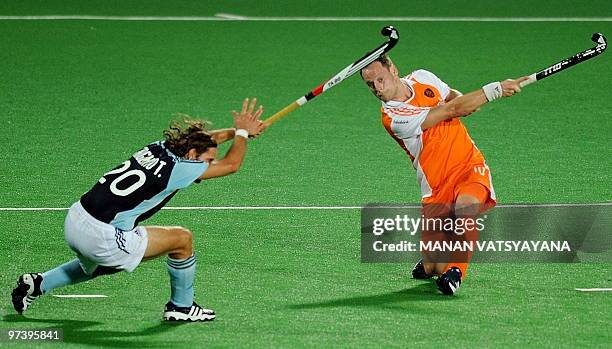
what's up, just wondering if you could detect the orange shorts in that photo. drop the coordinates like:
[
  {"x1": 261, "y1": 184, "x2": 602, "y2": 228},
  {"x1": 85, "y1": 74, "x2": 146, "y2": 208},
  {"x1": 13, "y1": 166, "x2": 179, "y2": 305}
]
[{"x1": 423, "y1": 163, "x2": 496, "y2": 212}]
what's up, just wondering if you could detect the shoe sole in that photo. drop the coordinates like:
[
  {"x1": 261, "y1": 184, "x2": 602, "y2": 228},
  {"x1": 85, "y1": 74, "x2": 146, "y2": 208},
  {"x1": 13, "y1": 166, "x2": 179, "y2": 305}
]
[
  {"x1": 163, "y1": 311, "x2": 216, "y2": 322},
  {"x1": 11, "y1": 274, "x2": 35, "y2": 314},
  {"x1": 164, "y1": 315, "x2": 215, "y2": 322}
]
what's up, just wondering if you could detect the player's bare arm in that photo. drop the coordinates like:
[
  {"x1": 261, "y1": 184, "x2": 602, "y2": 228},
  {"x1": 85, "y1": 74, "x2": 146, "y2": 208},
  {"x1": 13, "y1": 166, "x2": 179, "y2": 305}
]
[
  {"x1": 421, "y1": 77, "x2": 529, "y2": 130},
  {"x1": 209, "y1": 128, "x2": 237, "y2": 144},
  {"x1": 445, "y1": 88, "x2": 463, "y2": 102},
  {"x1": 446, "y1": 88, "x2": 480, "y2": 114},
  {"x1": 201, "y1": 98, "x2": 264, "y2": 180}
]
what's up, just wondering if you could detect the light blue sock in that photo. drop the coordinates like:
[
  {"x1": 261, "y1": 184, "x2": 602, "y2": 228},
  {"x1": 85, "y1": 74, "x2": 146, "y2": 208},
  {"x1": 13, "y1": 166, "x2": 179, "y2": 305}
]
[
  {"x1": 167, "y1": 255, "x2": 196, "y2": 307},
  {"x1": 41, "y1": 259, "x2": 92, "y2": 293}
]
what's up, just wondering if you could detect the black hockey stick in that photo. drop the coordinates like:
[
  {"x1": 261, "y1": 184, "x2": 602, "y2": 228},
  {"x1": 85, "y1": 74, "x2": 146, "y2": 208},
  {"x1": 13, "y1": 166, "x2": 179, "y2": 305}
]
[{"x1": 520, "y1": 33, "x2": 607, "y2": 87}]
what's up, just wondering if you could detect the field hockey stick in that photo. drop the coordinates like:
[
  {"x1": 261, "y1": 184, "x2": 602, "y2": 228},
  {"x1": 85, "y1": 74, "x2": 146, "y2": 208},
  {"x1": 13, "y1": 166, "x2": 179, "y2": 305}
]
[
  {"x1": 263, "y1": 26, "x2": 399, "y2": 126},
  {"x1": 520, "y1": 33, "x2": 607, "y2": 87}
]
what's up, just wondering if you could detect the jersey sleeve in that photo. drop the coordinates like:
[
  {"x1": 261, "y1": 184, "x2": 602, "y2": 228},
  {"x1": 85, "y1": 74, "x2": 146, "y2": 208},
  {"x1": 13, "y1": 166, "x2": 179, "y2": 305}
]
[
  {"x1": 411, "y1": 69, "x2": 451, "y2": 100},
  {"x1": 384, "y1": 106, "x2": 430, "y2": 139},
  {"x1": 167, "y1": 160, "x2": 209, "y2": 190}
]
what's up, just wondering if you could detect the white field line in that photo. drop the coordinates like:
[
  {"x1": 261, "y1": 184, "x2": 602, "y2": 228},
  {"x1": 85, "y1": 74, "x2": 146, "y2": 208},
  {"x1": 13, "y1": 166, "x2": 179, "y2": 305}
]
[
  {"x1": 0, "y1": 203, "x2": 610, "y2": 211},
  {"x1": 575, "y1": 288, "x2": 612, "y2": 292},
  {"x1": 0, "y1": 15, "x2": 610, "y2": 22},
  {"x1": 52, "y1": 294, "x2": 108, "y2": 298},
  {"x1": 215, "y1": 13, "x2": 248, "y2": 20}
]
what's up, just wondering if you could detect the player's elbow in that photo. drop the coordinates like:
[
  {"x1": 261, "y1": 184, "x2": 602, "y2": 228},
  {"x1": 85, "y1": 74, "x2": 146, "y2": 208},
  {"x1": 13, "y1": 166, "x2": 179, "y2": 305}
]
[{"x1": 226, "y1": 161, "x2": 242, "y2": 174}]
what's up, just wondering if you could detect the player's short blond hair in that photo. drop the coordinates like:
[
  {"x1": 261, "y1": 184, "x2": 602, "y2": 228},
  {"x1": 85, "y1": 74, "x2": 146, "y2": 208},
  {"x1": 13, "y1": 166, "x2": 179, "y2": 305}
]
[{"x1": 360, "y1": 54, "x2": 393, "y2": 78}]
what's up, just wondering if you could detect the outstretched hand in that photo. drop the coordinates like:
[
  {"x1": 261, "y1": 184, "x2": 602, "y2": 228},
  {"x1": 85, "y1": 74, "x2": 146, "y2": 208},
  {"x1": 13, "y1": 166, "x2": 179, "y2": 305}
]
[{"x1": 232, "y1": 98, "x2": 266, "y2": 137}]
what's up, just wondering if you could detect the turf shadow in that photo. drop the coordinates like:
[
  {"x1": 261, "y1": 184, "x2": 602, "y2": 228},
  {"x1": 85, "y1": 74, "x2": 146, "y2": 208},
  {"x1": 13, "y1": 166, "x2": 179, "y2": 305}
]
[
  {"x1": 3, "y1": 314, "x2": 186, "y2": 348},
  {"x1": 288, "y1": 282, "x2": 454, "y2": 310}
]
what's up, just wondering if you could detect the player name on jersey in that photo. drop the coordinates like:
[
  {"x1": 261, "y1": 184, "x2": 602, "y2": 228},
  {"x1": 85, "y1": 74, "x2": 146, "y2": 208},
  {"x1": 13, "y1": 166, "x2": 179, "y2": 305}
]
[
  {"x1": 133, "y1": 147, "x2": 167, "y2": 175},
  {"x1": 80, "y1": 141, "x2": 208, "y2": 231}
]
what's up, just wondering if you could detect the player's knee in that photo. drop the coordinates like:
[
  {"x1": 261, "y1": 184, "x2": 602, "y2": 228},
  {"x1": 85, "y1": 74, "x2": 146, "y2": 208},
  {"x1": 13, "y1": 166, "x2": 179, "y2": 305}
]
[
  {"x1": 455, "y1": 195, "x2": 481, "y2": 217},
  {"x1": 175, "y1": 227, "x2": 193, "y2": 250}
]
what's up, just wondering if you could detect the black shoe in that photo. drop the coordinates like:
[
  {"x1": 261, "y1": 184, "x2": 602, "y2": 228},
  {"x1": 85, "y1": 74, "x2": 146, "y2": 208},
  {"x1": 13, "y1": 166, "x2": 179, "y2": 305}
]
[
  {"x1": 411, "y1": 259, "x2": 432, "y2": 279},
  {"x1": 163, "y1": 301, "x2": 215, "y2": 322},
  {"x1": 12, "y1": 273, "x2": 43, "y2": 314},
  {"x1": 436, "y1": 267, "x2": 462, "y2": 295}
]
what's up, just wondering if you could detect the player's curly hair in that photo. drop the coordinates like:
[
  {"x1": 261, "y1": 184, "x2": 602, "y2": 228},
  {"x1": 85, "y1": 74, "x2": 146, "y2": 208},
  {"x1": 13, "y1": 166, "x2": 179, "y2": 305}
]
[{"x1": 163, "y1": 116, "x2": 217, "y2": 157}]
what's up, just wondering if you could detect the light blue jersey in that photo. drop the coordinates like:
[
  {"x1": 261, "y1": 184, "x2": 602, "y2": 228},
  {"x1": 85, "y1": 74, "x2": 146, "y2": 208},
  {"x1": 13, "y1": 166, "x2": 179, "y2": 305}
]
[{"x1": 80, "y1": 141, "x2": 208, "y2": 230}]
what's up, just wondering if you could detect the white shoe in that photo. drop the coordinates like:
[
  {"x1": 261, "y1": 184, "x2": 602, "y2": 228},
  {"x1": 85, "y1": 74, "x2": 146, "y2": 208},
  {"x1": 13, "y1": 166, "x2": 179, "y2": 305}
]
[{"x1": 163, "y1": 301, "x2": 215, "y2": 322}]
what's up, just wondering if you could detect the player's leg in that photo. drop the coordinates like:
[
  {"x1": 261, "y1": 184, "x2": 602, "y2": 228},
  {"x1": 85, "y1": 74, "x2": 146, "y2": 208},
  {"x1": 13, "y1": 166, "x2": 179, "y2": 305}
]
[
  {"x1": 144, "y1": 226, "x2": 215, "y2": 322},
  {"x1": 12, "y1": 203, "x2": 108, "y2": 313},
  {"x1": 144, "y1": 225, "x2": 195, "y2": 308},
  {"x1": 143, "y1": 225, "x2": 193, "y2": 259},
  {"x1": 12, "y1": 256, "x2": 124, "y2": 314},
  {"x1": 436, "y1": 182, "x2": 489, "y2": 295},
  {"x1": 452, "y1": 181, "x2": 491, "y2": 275},
  {"x1": 40, "y1": 202, "x2": 129, "y2": 293},
  {"x1": 40, "y1": 259, "x2": 94, "y2": 292},
  {"x1": 420, "y1": 201, "x2": 454, "y2": 278}
]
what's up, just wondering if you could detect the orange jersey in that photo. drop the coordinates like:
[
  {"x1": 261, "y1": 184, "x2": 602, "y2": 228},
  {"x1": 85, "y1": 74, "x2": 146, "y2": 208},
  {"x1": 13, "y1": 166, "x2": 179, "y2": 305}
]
[{"x1": 380, "y1": 69, "x2": 494, "y2": 200}]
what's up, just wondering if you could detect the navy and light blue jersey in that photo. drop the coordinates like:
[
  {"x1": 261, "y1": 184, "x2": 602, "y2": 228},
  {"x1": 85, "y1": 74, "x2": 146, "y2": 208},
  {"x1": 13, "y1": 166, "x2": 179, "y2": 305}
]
[{"x1": 80, "y1": 141, "x2": 208, "y2": 230}]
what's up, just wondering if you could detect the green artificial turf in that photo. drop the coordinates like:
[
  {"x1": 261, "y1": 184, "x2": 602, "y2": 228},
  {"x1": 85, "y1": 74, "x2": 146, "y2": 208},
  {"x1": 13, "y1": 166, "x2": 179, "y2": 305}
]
[{"x1": 1, "y1": 1, "x2": 610, "y2": 348}]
